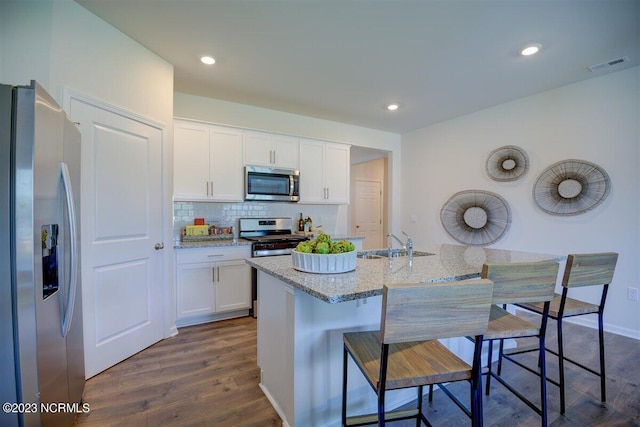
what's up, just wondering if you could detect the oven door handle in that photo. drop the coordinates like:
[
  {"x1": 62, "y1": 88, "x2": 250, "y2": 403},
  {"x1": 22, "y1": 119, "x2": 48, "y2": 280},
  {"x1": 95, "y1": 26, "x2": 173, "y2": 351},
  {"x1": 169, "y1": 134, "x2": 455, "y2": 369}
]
[{"x1": 253, "y1": 248, "x2": 293, "y2": 257}]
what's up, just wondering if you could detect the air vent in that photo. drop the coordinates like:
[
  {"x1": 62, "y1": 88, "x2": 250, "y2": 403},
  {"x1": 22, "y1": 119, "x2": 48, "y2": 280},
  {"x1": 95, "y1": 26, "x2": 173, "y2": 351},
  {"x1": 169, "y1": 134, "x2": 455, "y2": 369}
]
[{"x1": 588, "y1": 56, "x2": 630, "y2": 72}]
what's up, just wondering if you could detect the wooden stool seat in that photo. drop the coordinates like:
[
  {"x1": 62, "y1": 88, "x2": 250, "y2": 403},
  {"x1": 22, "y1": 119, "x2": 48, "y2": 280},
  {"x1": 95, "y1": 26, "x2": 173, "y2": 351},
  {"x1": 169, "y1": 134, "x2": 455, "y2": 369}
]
[
  {"x1": 519, "y1": 294, "x2": 600, "y2": 318},
  {"x1": 485, "y1": 305, "x2": 540, "y2": 339},
  {"x1": 343, "y1": 332, "x2": 473, "y2": 390}
]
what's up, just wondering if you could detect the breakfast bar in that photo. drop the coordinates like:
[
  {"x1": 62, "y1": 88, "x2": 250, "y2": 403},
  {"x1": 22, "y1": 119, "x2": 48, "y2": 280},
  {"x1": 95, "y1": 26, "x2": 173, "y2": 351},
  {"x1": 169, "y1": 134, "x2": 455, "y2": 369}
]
[{"x1": 246, "y1": 244, "x2": 562, "y2": 427}]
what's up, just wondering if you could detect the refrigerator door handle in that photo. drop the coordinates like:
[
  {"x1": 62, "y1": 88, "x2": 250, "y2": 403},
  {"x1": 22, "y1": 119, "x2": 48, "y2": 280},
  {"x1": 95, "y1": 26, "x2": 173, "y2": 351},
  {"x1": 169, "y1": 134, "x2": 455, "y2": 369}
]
[{"x1": 60, "y1": 162, "x2": 78, "y2": 337}]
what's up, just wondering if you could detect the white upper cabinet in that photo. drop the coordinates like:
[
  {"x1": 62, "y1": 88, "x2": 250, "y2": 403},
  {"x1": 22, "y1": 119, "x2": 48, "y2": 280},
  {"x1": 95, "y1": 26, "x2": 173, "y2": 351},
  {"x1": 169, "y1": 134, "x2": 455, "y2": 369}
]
[
  {"x1": 299, "y1": 139, "x2": 350, "y2": 204},
  {"x1": 174, "y1": 119, "x2": 243, "y2": 201},
  {"x1": 174, "y1": 121, "x2": 210, "y2": 200},
  {"x1": 244, "y1": 131, "x2": 299, "y2": 169},
  {"x1": 209, "y1": 127, "x2": 244, "y2": 200}
]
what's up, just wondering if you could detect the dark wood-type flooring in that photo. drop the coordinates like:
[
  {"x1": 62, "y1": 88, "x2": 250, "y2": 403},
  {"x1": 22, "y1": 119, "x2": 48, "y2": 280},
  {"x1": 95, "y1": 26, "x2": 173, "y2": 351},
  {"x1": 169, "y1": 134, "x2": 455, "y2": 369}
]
[{"x1": 75, "y1": 315, "x2": 639, "y2": 426}]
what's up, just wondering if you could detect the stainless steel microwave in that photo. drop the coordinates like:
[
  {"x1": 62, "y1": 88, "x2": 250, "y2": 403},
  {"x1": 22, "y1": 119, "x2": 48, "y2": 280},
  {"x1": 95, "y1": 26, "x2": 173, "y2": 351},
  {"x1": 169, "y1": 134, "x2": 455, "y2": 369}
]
[{"x1": 245, "y1": 166, "x2": 300, "y2": 202}]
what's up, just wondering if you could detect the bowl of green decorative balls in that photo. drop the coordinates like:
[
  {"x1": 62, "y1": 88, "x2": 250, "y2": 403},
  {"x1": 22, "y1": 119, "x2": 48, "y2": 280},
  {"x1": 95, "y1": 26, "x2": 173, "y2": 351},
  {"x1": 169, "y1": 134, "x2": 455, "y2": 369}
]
[{"x1": 292, "y1": 233, "x2": 357, "y2": 273}]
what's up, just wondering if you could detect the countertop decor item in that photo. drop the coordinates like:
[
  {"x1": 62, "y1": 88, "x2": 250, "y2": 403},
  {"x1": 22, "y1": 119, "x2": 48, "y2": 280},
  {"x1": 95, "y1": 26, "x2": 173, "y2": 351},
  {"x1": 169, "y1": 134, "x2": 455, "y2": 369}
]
[
  {"x1": 486, "y1": 145, "x2": 529, "y2": 182},
  {"x1": 440, "y1": 190, "x2": 511, "y2": 246},
  {"x1": 292, "y1": 250, "x2": 357, "y2": 274},
  {"x1": 180, "y1": 234, "x2": 236, "y2": 243},
  {"x1": 533, "y1": 159, "x2": 610, "y2": 216},
  {"x1": 292, "y1": 233, "x2": 356, "y2": 273}
]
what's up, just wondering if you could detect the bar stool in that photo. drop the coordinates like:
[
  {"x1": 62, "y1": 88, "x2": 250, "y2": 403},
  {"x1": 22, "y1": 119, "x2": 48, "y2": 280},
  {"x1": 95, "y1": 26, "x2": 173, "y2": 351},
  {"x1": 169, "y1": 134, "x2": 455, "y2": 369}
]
[
  {"x1": 429, "y1": 261, "x2": 559, "y2": 427},
  {"x1": 512, "y1": 252, "x2": 618, "y2": 414},
  {"x1": 341, "y1": 279, "x2": 494, "y2": 427}
]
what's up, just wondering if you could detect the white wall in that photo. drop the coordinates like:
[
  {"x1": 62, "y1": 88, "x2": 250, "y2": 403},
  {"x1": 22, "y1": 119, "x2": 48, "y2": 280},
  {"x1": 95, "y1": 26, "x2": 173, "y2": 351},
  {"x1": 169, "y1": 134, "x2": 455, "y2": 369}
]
[
  {"x1": 402, "y1": 66, "x2": 640, "y2": 338},
  {"x1": 1, "y1": 0, "x2": 173, "y2": 125},
  {"x1": 1, "y1": 0, "x2": 176, "y2": 337},
  {"x1": 174, "y1": 92, "x2": 402, "y2": 235},
  {"x1": 0, "y1": 1, "x2": 53, "y2": 88}
]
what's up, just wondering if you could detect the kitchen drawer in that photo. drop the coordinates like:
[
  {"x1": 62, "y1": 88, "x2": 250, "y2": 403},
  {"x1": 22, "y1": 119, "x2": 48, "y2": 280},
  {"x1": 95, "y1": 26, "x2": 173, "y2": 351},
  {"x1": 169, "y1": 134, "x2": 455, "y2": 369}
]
[{"x1": 176, "y1": 246, "x2": 250, "y2": 264}]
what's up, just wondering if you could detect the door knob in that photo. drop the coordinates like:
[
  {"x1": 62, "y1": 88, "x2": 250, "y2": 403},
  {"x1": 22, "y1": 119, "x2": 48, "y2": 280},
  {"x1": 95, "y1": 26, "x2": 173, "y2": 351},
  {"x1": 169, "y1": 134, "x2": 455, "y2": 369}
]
[{"x1": 154, "y1": 242, "x2": 164, "y2": 250}]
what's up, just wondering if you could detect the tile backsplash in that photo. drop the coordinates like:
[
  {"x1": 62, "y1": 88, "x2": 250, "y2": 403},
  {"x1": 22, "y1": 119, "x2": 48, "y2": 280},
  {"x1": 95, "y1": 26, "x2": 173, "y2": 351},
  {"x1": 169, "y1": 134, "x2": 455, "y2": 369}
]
[{"x1": 173, "y1": 201, "x2": 346, "y2": 242}]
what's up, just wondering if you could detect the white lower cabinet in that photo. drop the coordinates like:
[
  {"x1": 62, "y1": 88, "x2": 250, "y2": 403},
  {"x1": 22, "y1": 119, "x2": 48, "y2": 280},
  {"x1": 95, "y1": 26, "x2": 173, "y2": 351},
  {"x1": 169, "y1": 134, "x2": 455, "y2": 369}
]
[
  {"x1": 213, "y1": 260, "x2": 252, "y2": 312},
  {"x1": 176, "y1": 246, "x2": 251, "y2": 326},
  {"x1": 176, "y1": 262, "x2": 216, "y2": 319}
]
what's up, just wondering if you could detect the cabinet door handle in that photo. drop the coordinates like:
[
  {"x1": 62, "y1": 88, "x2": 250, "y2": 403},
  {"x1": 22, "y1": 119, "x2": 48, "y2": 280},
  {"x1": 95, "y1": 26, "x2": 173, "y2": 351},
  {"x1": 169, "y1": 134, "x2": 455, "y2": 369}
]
[
  {"x1": 212, "y1": 266, "x2": 216, "y2": 283},
  {"x1": 208, "y1": 254, "x2": 224, "y2": 258},
  {"x1": 273, "y1": 150, "x2": 276, "y2": 164},
  {"x1": 217, "y1": 266, "x2": 220, "y2": 282},
  {"x1": 210, "y1": 180, "x2": 213, "y2": 197},
  {"x1": 326, "y1": 187, "x2": 329, "y2": 200}
]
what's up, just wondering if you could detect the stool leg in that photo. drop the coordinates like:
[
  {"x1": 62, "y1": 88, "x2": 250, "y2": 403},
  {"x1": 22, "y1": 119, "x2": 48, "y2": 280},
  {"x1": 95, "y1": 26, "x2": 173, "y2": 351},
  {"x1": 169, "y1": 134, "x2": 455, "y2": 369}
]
[
  {"x1": 472, "y1": 338, "x2": 484, "y2": 427},
  {"x1": 416, "y1": 385, "x2": 424, "y2": 427},
  {"x1": 539, "y1": 335, "x2": 548, "y2": 427},
  {"x1": 342, "y1": 347, "x2": 348, "y2": 427},
  {"x1": 598, "y1": 311, "x2": 606, "y2": 402},
  {"x1": 557, "y1": 318, "x2": 566, "y2": 414},
  {"x1": 497, "y1": 338, "x2": 505, "y2": 375},
  {"x1": 378, "y1": 390, "x2": 386, "y2": 427},
  {"x1": 485, "y1": 340, "x2": 493, "y2": 395}
]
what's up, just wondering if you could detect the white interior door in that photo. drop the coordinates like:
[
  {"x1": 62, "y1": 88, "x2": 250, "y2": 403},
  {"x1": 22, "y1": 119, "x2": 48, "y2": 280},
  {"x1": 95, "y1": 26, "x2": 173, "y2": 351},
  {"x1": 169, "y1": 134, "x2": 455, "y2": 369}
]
[
  {"x1": 69, "y1": 97, "x2": 164, "y2": 378},
  {"x1": 354, "y1": 180, "x2": 382, "y2": 250}
]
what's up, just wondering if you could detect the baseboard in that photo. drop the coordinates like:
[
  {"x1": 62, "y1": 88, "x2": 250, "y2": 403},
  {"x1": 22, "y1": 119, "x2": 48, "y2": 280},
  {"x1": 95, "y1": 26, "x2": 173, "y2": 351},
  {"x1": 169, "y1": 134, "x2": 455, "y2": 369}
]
[
  {"x1": 562, "y1": 316, "x2": 640, "y2": 340},
  {"x1": 259, "y1": 382, "x2": 290, "y2": 427},
  {"x1": 515, "y1": 308, "x2": 640, "y2": 340},
  {"x1": 167, "y1": 324, "x2": 179, "y2": 338},
  {"x1": 175, "y1": 310, "x2": 251, "y2": 328}
]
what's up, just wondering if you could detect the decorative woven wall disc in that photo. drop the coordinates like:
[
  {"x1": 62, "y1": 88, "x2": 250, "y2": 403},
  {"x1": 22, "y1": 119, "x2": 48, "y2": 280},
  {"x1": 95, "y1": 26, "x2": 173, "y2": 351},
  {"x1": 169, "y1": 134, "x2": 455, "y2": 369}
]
[
  {"x1": 440, "y1": 190, "x2": 512, "y2": 246},
  {"x1": 486, "y1": 145, "x2": 529, "y2": 182},
  {"x1": 533, "y1": 159, "x2": 610, "y2": 216}
]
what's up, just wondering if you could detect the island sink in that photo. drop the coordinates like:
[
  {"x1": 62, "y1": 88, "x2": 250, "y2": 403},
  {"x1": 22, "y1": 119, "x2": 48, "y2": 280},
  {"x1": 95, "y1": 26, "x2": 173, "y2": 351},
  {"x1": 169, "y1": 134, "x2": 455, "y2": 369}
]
[{"x1": 358, "y1": 249, "x2": 434, "y2": 259}]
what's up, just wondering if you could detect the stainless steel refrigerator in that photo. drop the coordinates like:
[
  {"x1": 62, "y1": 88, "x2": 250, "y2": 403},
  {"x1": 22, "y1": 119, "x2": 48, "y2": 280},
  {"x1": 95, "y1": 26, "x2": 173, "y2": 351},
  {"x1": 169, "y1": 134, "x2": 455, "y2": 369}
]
[{"x1": 1, "y1": 81, "x2": 85, "y2": 427}]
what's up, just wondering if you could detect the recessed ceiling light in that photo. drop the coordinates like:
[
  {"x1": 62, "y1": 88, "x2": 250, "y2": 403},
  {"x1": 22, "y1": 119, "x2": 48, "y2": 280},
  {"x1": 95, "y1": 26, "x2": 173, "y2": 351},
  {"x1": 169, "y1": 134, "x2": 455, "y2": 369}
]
[
  {"x1": 200, "y1": 56, "x2": 216, "y2": 65},
  {"x1": 387, "y1": 104, "x2": 399, "y2": 111},
  {"x1": 520, "y1": 44, "x2": 541, "y2": 56}
]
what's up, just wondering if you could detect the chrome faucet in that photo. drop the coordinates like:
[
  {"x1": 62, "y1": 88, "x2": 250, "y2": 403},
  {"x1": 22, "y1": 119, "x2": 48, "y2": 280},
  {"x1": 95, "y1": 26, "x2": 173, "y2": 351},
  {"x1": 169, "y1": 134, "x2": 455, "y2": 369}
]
[{"x1": 386, "y1": 231, "x2": 413, "y2": 260}]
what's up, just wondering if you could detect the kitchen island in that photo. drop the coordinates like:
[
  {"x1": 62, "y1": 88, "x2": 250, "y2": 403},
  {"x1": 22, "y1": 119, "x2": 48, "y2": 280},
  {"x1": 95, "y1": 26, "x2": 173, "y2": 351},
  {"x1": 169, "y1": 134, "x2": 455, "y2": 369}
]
[{"x1": 247, "y1": 244, "x2": 562, "y2": 427}]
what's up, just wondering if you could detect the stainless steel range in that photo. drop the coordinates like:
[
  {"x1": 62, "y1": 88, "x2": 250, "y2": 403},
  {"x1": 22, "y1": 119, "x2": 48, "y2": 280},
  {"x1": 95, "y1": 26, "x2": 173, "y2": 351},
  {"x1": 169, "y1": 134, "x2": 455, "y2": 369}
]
[
  {"x1": 239, "y1": 217, "x2": 308, "y2": 257},
  {"x1": 239, "y1": 217, "x2": 309, "y2": 317}
]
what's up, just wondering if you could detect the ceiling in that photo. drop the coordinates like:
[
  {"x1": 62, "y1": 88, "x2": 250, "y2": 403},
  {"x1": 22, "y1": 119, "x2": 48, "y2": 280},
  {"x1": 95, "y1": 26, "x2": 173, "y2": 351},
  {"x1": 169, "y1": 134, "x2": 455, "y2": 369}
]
[{"x1": 75, "y1": 0, "x2": 639, "y2": 134}]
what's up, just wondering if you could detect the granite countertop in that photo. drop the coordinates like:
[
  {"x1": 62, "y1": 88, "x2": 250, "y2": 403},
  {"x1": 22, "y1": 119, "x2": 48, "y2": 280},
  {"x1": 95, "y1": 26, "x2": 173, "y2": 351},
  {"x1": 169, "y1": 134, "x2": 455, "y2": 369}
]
[
  {"x1": 246, "y1": 244, "x2": 564, "y2": 304},
  {"x1": 173, "y1": 238, "x2": 252, "y2": 249},
  {"x1": 174, "y1": 234, "x2": 363, "y2": 249},
  {"x1": 296, "y1": 234, "x2": 364, "y2": 240}
]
